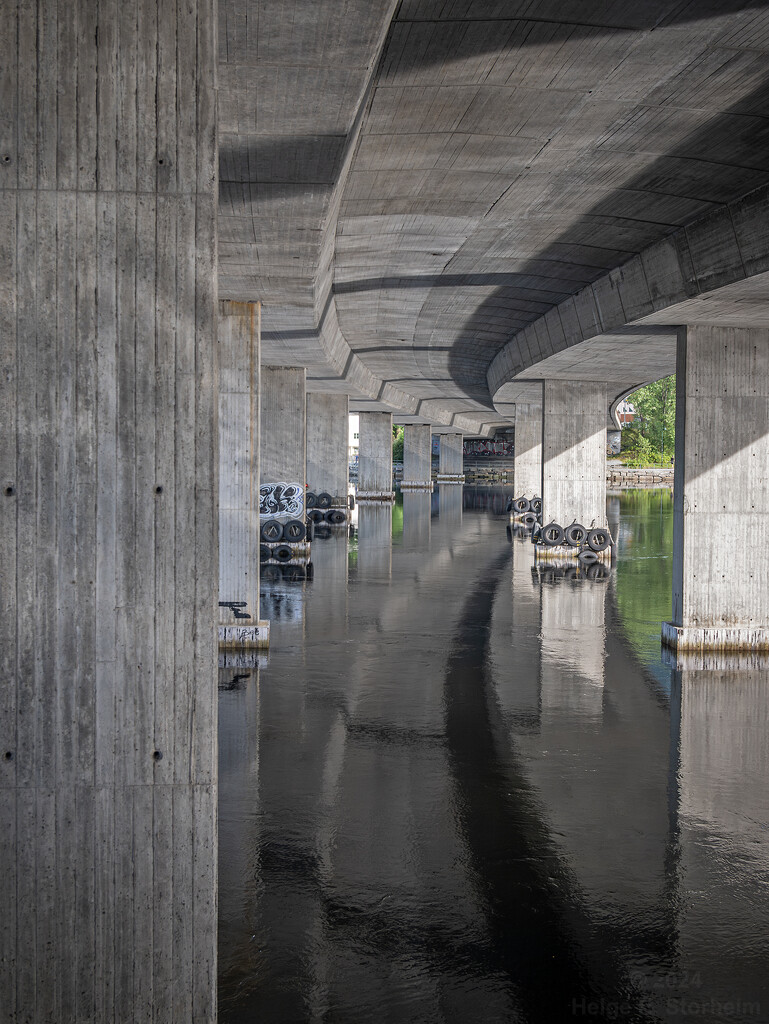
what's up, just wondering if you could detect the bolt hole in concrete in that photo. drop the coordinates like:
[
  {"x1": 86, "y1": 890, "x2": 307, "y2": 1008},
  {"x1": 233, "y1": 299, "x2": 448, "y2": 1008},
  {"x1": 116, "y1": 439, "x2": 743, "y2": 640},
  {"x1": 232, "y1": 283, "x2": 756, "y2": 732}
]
[
  {"x1": 218, "y1": 487, "x2": 769, "y2": 1024},
  {"x1": 152, "y1": 750, "x2": 163, "y2": 761},
  {"x1": 155, "y1": 485, "x2": 163, "y2": 494},
  {"x1": 5, "y1": 485, "x2": 14, "y2": 495},
  {"x1": 2, "y1": 155, "x2": 9, "y2": 162},
  {"x1": 4, "y1": 751, "x2": 13, "y2": 761}
]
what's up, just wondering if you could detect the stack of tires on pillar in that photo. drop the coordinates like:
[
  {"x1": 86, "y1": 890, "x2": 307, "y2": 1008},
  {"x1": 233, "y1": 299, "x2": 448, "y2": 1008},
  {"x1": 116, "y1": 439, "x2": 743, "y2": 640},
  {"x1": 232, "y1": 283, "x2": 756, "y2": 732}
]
[
  {"x1": 531, "y1": 519, "x2": 614, "y2": 568},
  {"x1": 305, "y1": 488, "x2": 353, "y2": 540},
  {"x1": 260, "y1": 482, "x2": 313, "y2": 582},
  {"x1": 506, "y1": 494, "x2": 542, "y2": 531}
]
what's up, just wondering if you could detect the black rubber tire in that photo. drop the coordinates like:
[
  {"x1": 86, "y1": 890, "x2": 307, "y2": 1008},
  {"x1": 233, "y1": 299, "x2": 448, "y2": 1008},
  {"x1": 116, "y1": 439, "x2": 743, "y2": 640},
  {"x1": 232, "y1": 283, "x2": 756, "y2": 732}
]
[
  {"x1": 327, "y1": 508, "x2": 347, "y2": 525},
  {"x1": 541, "y1": 522, "x2": 564, "y2": 546},
  {"x1": 564, "y1": 523, "x2": 587, "y2": 547},
  {"x1": 307, "y1": 509, "x2": 325, "y2": 523},
  {"x1": 306, "y1": 491, "x2": 317, "y2": 509},
  {"x1": 506, "y1": 524, "x2": 513, "y2": 541},
  {"x1": 273, "y1": 544, "x2": 293, "y2": 563},
  {"x1": 513, "y1": 496, "x2": 531, "y2": 514},
  {"x1": 283, "y1": 518, "x2": 307, "y2": 542},
  {"x1": 260, "y1": 519, "x2": 283, "y2": 542},
  {"x1": 316, "y1": 492, "x2": 333, "y2": 509},
  {"x1": 531, "y1": 497, "x2": 542, "y2": 514},
  {"x1": 259, "y1": 543, "x2": 271, "y2": 561},
  {"x1": 505, "y1": 497, "x2": 513, "y2": 513},
  {"x1": 578, "y1": 549, "x2": 599, "y2": 565},
  {"x1": 587, "y1": 528, "x2": 610, "y2": 553},
  {"x1": 305, "y1": 519, "x2": 315, "y2": 541},
  {"x1": 522, "y1": 511, "x2": 538, "y2": 527}
]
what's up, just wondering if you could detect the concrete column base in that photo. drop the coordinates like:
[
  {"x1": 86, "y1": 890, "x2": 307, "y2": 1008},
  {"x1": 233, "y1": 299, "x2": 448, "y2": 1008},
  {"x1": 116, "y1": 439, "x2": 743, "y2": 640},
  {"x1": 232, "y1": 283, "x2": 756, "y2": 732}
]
[
  {"x1": 356, "y1": 490, "x2": 395, "y2": 502},
  {"x1": 400, "y1": 480, "x2": 434, "y2": 491},
  {"x1": 436, "y1": 474, "x2": 465, "y2": 484},
  {"x1": 218, "y1": 621, "x2": 271, "y2": 649},
  {"x1": 662, "y1": 621, "x2": 769, "y2": 655}
]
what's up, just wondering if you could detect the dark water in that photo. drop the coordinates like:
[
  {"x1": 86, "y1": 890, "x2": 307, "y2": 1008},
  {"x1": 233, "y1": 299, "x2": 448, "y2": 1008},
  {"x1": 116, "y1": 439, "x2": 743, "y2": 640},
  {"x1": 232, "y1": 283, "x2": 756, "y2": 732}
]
[{"x1": 218, "y1": 488, "x2": 769, "y2": 1024}]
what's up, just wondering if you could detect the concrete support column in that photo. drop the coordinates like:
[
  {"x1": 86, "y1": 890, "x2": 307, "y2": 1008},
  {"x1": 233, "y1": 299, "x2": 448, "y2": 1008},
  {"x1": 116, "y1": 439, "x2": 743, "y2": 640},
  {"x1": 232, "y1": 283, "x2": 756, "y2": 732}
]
[
  {"x1": 514, "y1": 399, "x2": 542, "y2": 499},
  {"x1": 664, "y1": 325, "x2": 769, "y2": 654},
  {"x1": 260, "y1": 366, "x2": 306, "y2": 512},
  {"x1": 437, "y1": 432, "x2": 465, "y2": 483},
  {"x1": 0, "y1": 0, "x2": 217, "y2": 1018},
  {"x1": 306, "y1": 392, "x2": 349, "y2": 498},
  {"x1": 402, "y1": 424, "x2": 434, "y2": 490},
  {"x1": 218, "y1": 302, "x2": 268, "y2": 649},
  {"x1": 542, "y1": 382, "x2": 608, "y2": 528},
  {"x1": 357, "y1": 412, "x2": 395, "y2": 501}
]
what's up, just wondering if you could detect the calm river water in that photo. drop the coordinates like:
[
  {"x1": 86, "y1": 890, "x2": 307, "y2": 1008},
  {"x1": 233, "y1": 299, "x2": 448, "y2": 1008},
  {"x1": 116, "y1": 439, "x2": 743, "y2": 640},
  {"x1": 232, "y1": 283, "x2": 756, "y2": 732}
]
[{"x1": 218, "y1": 487, "x2": 769, "y2": 1024}]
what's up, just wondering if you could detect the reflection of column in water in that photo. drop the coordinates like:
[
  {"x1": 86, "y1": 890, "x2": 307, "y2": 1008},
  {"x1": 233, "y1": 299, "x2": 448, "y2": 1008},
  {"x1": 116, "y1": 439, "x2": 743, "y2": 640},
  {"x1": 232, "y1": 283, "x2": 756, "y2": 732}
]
[
  {"x1": 497, "y1": 535, "x2": 542, "y2": 730},
  {"x1": 539, "y1": 570, "x2": 606, "y2": 721},
  {"x1": 438, "y1": 485, "x2": 463, "y2": 527},
  {"x1": 670, "y1": 666, "x2": 769, "y2": 1010},
  {"x1": 402, "y1": 490, "x2": 432, "y2": 550},
  {"x1": 357, "y1": 503, "x2": 393, "y2": 578},
  {"x1": 306, "y1": 528, "x2": 349, "y2": 636}
]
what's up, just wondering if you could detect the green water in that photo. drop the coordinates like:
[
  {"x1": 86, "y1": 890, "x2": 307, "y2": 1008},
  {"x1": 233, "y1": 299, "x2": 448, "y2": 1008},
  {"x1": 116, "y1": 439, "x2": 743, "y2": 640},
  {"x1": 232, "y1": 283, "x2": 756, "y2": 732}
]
[{"x1": 613, "y1": 488, "x2": 673, "y2": 691}]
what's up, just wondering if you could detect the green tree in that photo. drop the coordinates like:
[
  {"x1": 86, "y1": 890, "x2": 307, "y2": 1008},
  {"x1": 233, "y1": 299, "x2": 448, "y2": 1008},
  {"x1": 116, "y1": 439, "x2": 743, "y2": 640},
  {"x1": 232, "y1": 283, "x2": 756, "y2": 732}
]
[
  {"x1": 392, "y1": 424, "x2": 404, "y2": 462},
  {"x1": 622, "y1": 375, "x2": 676, "y2": 466}
]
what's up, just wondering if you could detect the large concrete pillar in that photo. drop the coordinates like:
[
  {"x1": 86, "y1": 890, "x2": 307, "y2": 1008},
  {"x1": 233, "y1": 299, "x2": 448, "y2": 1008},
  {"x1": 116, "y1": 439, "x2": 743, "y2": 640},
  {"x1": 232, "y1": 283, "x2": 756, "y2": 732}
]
[
  {"x1": 542, "y1": 382, "x2": 608, "y2": 528},
  {"x1": 218, "y1": 302, "x2": 268, "y2": 648},
  {"x1": 260, "y1": 366, "x2": 306, "y2": 512},
  {"x1": 664, "y1": 326, "x2": 769, "y2": 654},
  {"x1": 437, "y1": 432, "x2": 465, "y2": 483},
  {"x1": 0, "y1": 0, "x2": 218, "y2": 1019},
  {"x1": 514, "y1": 399, "x2": 543, "y2": 499},
  {"x1": 401, "y1": 424, "x2": 434, "y2": 490},
  {"x1": 357, "y1": 411, "x2": 395, "y2": 500},
  {"x1": 306, "y1": 392, "x2": 349, "y2": 498}
]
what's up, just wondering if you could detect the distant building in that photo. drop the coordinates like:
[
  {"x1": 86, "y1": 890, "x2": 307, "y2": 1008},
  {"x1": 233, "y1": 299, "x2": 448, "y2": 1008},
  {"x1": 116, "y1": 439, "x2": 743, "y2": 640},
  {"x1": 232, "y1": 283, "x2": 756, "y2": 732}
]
[{"x1": 616, "y1": 399, "x2": 636, "y2": 427}]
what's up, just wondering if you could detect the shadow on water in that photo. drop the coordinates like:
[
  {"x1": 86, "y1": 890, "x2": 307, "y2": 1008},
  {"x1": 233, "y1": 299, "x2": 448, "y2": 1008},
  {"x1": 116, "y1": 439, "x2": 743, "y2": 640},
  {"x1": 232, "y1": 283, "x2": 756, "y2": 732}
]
[{"x1": 444, "y1": 548, "x2": 657, "y2": 1023}]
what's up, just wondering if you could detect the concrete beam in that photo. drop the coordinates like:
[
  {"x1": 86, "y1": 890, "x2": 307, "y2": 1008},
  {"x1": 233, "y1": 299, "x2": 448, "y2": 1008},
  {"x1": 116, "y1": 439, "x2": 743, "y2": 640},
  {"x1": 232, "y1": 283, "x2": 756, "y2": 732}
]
[
  {"x1": 664, "y1": 325, "x2": 769, "y2": 654},
  {"x1": 218, "y1": 302, "x2": 269, "y2": 648},
  {"x1": 402, "y1": 424, "x2": 433, "y2": 491},
  {"x1": 437, "y1": 433, "x2": 465, "y2": 484},
  {"x1": 542, "y1": 382, "x2": 608, "y2": 529},
  {"x1": 260, "y1": 366, "x2": 307, "y2": 499},
  {"x1": 513, "y1": 397, "x2": 543, "y2": 500},
  {"x1": 1, "y1": 0, "x2": 218, "y2": 1016},
  {"x1": 357, "y1": 411, "x2": 395, "y2": 500},
  {"x1": 306, "y1": 392, "x2": 349, "y2": 498}
]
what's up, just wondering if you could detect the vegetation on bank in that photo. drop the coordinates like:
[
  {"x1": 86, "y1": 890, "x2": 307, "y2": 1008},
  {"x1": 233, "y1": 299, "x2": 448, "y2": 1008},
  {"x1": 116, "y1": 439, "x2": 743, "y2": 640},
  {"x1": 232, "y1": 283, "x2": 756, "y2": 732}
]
[
  {"x1": 618, "y1": 375, "x2": 676, "y2": 468},
  {"x1": 392, "y1": 424, "x2": 404, "y2": 462}
]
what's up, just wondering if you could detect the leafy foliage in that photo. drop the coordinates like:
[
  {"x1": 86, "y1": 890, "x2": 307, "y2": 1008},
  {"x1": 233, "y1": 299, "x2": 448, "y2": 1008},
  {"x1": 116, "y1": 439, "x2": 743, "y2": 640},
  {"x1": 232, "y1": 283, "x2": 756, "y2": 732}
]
[
  {"x1": 622, "y1": 376, "x2": 676, "y2": 467},
  {"x1": 392, "y1": 424, "x2": 404, "y2": 462}
]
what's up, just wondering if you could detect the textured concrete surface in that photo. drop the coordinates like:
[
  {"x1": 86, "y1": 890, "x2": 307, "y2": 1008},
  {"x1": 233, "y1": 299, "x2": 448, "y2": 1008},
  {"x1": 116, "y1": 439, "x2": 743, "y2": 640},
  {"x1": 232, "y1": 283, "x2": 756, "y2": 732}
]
[
  {"x1": 219, "y1": 302, "x2": 261, "y2": 627},
  {"x1": 438, "y1": 432, "x2": 465, "y2": 480},
  {"x1": 306, "y1": 392, "x2": 349, "y2": 496},
  {"x1": 513, "y1": 399, "x2": 543, "y2": 499},
  {"x1": 542, "y1": 382, "x2": 607, "y2": 529},
  {"x1": 402, "y1": 424, "x2": 433, "y2": 487},
  {"x1": 216, "y1": 1, "x2": 769, "y2": 434},
  {"x1": 667, "y1": 325, "x2": 769, "y2": 650},
  {"x1": 260, "y1": 366, "x2": 307, "y2": 490},
  {"x1": 358, "y1": 411, "x2": 395, "y2": 496},
  {"x1": 1, "y1": 1, "x2": 218, "y2": 1018}
]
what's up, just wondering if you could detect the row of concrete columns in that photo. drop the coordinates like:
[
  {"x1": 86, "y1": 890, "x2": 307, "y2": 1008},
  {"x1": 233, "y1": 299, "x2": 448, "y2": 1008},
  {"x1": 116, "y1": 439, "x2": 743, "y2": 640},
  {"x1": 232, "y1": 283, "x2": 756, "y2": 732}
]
[
  {"x1": 217, "y1": 304, "x2": 466, "y2": 635},
  {"x1": 513, "y1": 327, "x2": 769, "y2": 654}
]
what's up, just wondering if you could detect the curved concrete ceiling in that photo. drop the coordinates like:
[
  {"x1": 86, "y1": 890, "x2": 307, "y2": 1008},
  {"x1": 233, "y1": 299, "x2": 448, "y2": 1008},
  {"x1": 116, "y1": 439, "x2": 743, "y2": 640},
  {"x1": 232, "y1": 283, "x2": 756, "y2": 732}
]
[{"x1": 218, "y1": 0, "x2": 769, "y2": 434}]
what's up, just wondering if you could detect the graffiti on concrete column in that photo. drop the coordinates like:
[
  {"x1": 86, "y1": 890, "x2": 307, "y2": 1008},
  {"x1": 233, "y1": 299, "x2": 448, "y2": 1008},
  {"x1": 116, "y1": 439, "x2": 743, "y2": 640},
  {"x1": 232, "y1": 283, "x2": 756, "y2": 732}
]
[{"x1": 259, "y1": 482, "x2": 304, "y2": 518}]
